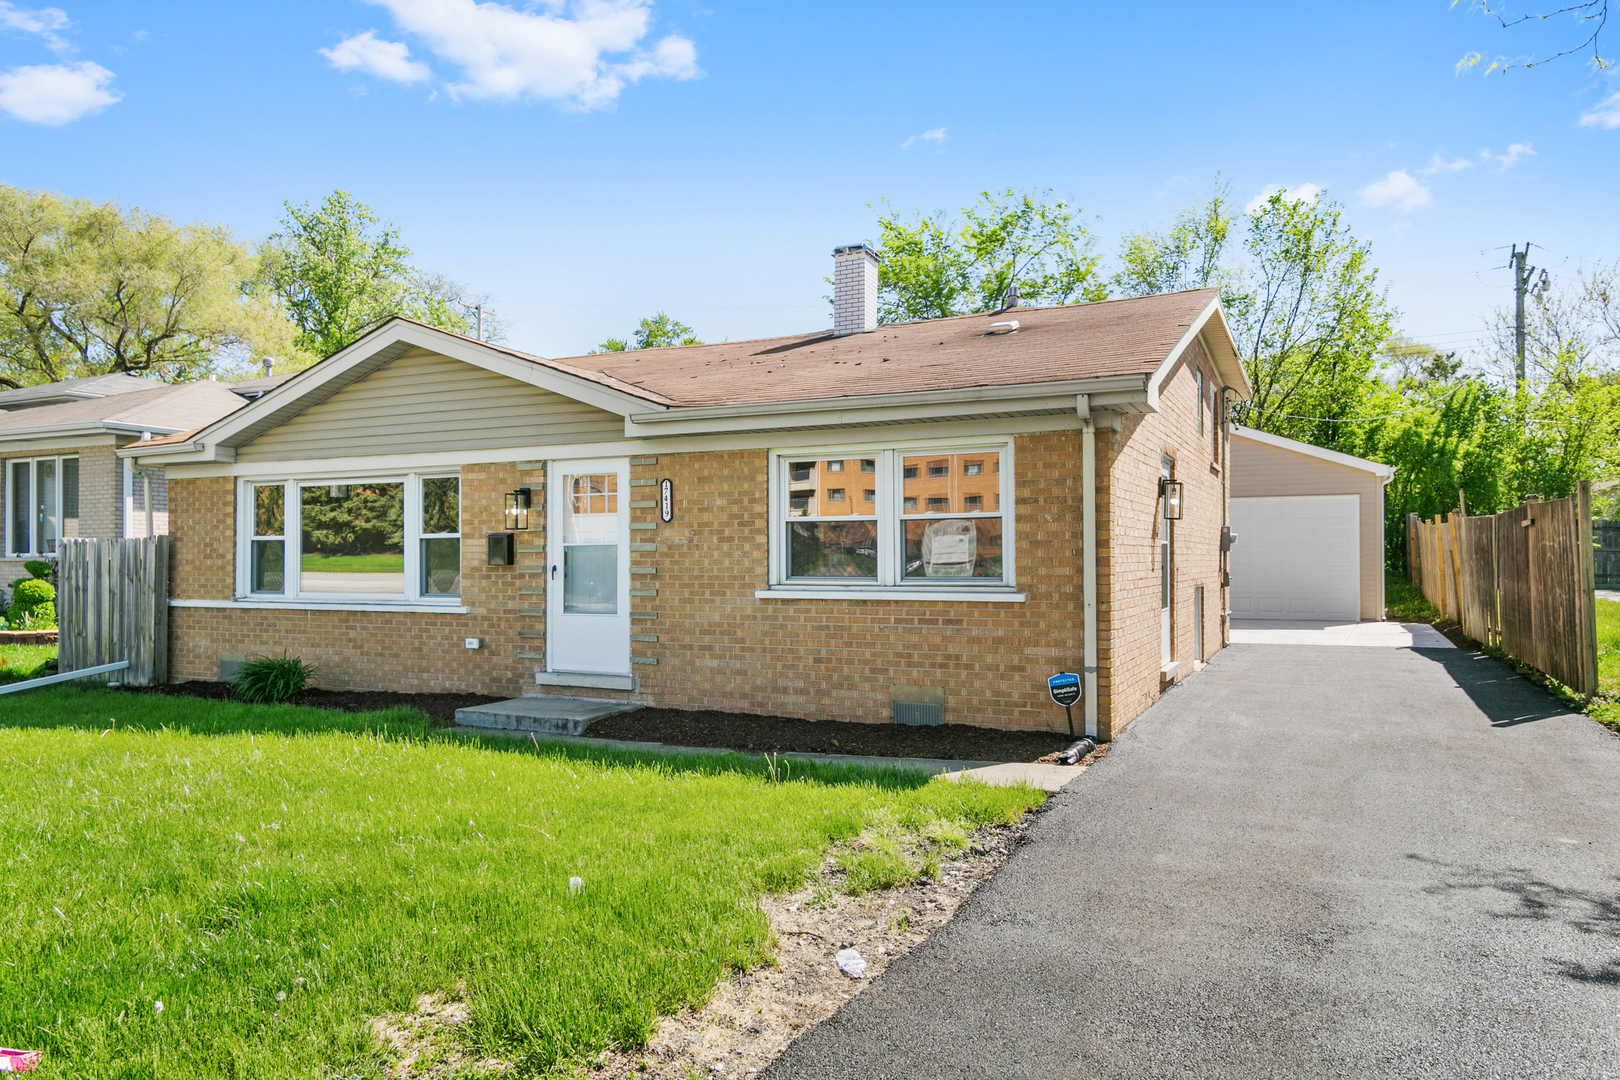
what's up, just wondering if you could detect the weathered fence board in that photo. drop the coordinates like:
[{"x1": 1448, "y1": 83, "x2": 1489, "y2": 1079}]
[
  {"x1": 58, "y1": 538, "x2": 169, "y2": 686},
  {"x1": 1410, "y1": 484, "x2": 1597, "y2": 699}
]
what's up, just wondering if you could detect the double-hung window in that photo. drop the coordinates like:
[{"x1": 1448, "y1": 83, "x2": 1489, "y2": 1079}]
[
  {"x1": 239, "y1": 474, "x2": 461, "y2": 603},
  {"x1": 6, "y1": 455, "x2": 79, "y2": 557},
  {"x1": 772, "y1": 443, "x2": 1012, "y2": 591}
]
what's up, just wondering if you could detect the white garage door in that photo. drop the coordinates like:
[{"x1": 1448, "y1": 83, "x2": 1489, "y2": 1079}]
[{"x1": 1230, "y1": 495, "x2": 1360, "y2": 621}]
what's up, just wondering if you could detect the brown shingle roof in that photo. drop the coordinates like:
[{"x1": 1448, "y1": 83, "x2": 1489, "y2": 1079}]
[
  {"x1": 0, "y1": 380, "x2": 248, "y2": 434},
  {"x1": 530, "y1": 288, "x2": 1219, "y2": 409}
]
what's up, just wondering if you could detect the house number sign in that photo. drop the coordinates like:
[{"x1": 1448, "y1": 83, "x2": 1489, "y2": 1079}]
[{"x1": 659, "y1": 478, "x2": 674, "y2": 522}]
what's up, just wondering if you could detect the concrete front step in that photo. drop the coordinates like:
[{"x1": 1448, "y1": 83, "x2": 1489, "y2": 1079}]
[{"x1": 453, "y1": 696, "x2": 641, "y2": 736}]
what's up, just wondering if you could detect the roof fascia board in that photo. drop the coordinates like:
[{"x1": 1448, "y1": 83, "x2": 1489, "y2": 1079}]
[
  {"x1": 146, "y1": 412, "x2": 1085, "y2": 480},
  {"x1": 623, "y1": 375, "x2": 1150, "y2": 438},
  {"x1": 1146, "y1": 297, "x2": 1253, "y2": 411},
  {"x1": 189, "y1": 321, "x2": 670, "y2": 461},
  {"x1": 0, "y1": 421, "x2": 181, "y2": 443},
  {"x1": 1231, "y1": 423, "x2": 1395, "y2": 480}
]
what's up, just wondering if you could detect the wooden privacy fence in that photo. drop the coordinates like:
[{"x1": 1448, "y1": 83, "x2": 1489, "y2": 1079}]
[
  {"x1": 58, "y1": 538, "x2": 169, "y2": 686},
  {"x1": 1406, "y1": 483, "x2": 1599, "y2": 698}
]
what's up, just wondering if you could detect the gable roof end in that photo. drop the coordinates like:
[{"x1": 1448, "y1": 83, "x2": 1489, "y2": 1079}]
[{"x1": 1231, "y1": 424, "x2": 1395, "y2": 483}]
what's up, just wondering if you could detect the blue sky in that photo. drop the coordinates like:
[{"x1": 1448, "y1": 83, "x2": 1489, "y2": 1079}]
[{"x1": 2, "y1": 1, "x2": 1617, "y2": 361}]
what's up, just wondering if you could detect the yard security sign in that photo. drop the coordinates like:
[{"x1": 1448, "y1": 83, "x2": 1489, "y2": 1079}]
[{"x1": 1049, "y1": 672, "x2": 1081, "y2": 737}]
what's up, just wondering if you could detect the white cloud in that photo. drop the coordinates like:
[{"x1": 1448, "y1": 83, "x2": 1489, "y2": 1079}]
[
  {"x1": 1358, "y1": 170, "x2": 1431, "y2": 211},
  {"x1": 901, "y1": 126, "x2": 946, "y2": 150},
  {"x1": 0, "y1": 2, "x2": 71, "y2": 52},
  {"x1": 1580, "y1": 93, "x2": 1620, "y2": 129},
  {"x1": 1479, "y1": 142, "x2": 1534, "y2": 168},
  {"x1": 1244, "y1": 183, "x2": 1322, "y2": 213},
  {"x1": 353, "y1": 0, "x2": 700, "y2": 109},
  {"x1": 321, "y1": 30, "x2": 431, "y2": 84},
  {"x1": 1417, "y1": 152, "x2": 1472, "y2": 175},
  {"x1": 0, "y1": 60, "x2": 118, "y2": 123}
]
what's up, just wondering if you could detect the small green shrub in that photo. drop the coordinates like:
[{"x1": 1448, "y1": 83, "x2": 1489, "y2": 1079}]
[
  {"x1": 22, "y1": 559, "x2": 52, "y2": 580},
  {"x1": 231, "y1": 653, "x2": 317, "y2": 703},
  {"x1": 8, "y1": 578, "x2": 55, "y2": 629}
]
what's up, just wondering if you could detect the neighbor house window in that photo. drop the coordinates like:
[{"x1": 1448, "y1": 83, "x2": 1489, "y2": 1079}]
[
  {"x1": 6, "y1": 455, "x2": 78, "y2": 557},
  {"x1": 775, "y1": 445, "x2": 1009, "y2": 587},
  {"x1": 239, "y1": 474, "x2": 460, "y2": 603}
]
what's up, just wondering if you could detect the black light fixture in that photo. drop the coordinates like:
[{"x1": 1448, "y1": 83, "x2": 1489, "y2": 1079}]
[
  {"x1": 1160, "y1": 478, "x2": 1185, "y2": 520},
  {"x1": 505, "y1": 487, "x2": 532, "y2": 531}
]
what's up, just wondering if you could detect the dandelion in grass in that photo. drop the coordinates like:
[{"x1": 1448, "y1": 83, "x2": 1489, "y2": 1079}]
[
  {"x1": 153, "y1": 1001, "x2": 163, "y2": 1014},
  {"x1": 276, "y1": 991, "x2": 286, "y2": 1002},
  {"x1": 569, "y1": 876, "x2": 584, "y2": 895}
]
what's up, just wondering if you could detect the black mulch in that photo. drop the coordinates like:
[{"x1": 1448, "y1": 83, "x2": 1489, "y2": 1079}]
[
  {"x1": 131, "y1": 681, "x2": 503, "y2": 724},
  {"x1": 133, "y1": 682, "x2": 1074, "y2": 761},
  {"x1": 583, "y1": 708, "x2": 1075, "y2": 762}
]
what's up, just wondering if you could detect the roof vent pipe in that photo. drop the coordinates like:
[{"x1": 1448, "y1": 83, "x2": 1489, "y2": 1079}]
[
  {"x1": 1002, "y1": 282, "x2": 1020, "y2": 310},
  {"x1": 832, "y1": 243, "x2": 881, "y2": 336},
  {"x1": 262, "y1": 357, "x2": 273, "y2": 378}
]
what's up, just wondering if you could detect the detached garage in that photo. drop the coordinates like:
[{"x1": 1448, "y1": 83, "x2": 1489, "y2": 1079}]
[{"x1": 1228, "y1": 426, "x2": 1394, "y2": 622}]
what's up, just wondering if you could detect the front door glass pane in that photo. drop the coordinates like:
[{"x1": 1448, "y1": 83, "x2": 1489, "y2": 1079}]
[
  {"x1": 37, "y1": 459, "x2": 56, "y2": 554},
  {"x1": 563, "y1": 474, "x2": 618, "y2": 614},
  {"x1": 299, "y1": 483, "x2": 404, "y2": 595},
  {"x1": 10, "y1": 461, "x2": 29, "y2": 554}
]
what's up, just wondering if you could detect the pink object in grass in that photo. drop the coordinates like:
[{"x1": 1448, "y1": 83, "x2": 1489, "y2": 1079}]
[{"x1": 0, "y1": 1049, "x2": 41, "y2": 1073}]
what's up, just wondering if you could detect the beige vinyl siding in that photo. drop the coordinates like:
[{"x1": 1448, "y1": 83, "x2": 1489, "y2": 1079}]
[
  {"x1": 1230, "y1": 435, "x2": 1386, "y2": 620},
  {"x1": 236, "y1": 348, "x2": 624, "y2": 462}
]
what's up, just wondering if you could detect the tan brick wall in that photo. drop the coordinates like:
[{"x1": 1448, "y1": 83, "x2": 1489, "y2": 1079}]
[
  {"x1": 1096, "y1": 339, "x2": 1228, "y2": 739},
  {"x1": 163, "y1": 399, "x2": 1228, "y2": 736},
  {"x1": 166, "y1": 463, "x2": 542, "y2": 696},
  {"x1": 621, "y1": 432, "x2": 1083, "y2": 731}
]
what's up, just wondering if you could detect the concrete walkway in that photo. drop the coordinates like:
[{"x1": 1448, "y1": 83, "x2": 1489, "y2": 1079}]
[
  {"x1": 1230, "y1": 619, "x2": 1455, "y2": 647},
  {"x1": 764, "y1": 645, "x2": 1620, "y2": 1079}
]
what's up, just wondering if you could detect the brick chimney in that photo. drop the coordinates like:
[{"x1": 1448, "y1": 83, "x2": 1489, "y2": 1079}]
[{"x1": 832, "y1": 243, "x2": 880, "y2": 336}]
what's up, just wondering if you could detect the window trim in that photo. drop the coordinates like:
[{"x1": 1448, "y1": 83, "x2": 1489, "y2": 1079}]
[
  {"x1": 235, "y1": 471, "x2": 462, "y2": 606},
  {"x1": 766, "y1": 437, "x2": 1018, "y2": 596},
  {"x1": 5, "y1": 454, "x2": 79, "y2": 558}
]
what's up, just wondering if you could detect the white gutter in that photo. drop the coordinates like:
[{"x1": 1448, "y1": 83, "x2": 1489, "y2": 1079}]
[
  {"x1": 0, "y1": 420, "x2": 185, "y2": 442},
  {"x1": 1078, "y1": 394, "x2": 1099, "y2": 740}
]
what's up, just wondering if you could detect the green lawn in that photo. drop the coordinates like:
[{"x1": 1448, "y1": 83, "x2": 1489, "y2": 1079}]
[
  {"x1": 0, "y1": 642, "x2": 55, "y2": 684},
  {"x1": 1596, "y1": 598, "x2": 1619, "y2": 706},
  {"x1": 0, "y1": 689, "x2": 1041, "y2": 1078},
  {"x1": 299, "y1": 553, "x2": 405, "y2": 574},
  {"x1": 1384, "y1": 572, "x2": 1441, "y2": 623}
]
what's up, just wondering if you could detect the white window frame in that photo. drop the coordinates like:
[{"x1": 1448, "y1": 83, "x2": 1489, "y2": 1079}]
[
  {"x1": 234, "y1": 472, "x2": 463, "y2": 608},
  {"x1": 761, "y1": 437, "x2": 1024, "y2": 602},
  {"x1": 5, "y1": 454, "x2": 78, "y2": 558}
]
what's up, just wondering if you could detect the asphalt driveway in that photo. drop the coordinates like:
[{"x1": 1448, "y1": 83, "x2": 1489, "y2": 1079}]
[{"x1": 764, "y1": 645, "x2": 1620, "y2": 1079}]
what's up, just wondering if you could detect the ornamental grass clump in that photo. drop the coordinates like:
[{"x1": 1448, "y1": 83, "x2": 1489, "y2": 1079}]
[{"x1": 230, "y1": 653, "x2": 316, "y2": 703}]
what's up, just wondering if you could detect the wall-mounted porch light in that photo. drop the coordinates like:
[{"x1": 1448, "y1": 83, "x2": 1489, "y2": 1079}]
[
  {"x1": 1160, "y1": 478, "x2": 1185, "y2": 520},
  {"x1": 505, "y1": 488, "x2": 532, "y2": 531}
]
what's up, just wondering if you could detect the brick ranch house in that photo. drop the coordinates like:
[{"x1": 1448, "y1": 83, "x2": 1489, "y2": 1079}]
[
  {"x1": 0, "y1": 373, "x2": 261, "y2": 590},
  {"x1": 125, "y1": 248, "x2": 1252, "y2": 740}
]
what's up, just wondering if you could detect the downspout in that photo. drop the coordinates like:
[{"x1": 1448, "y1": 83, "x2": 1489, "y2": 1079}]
[{"x1": 1078, "y1": 395, "x2": 1098, "y2": 739}]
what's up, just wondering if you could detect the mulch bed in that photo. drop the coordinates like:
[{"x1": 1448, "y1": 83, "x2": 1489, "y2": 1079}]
[
  {"x1": 131, "y1": 681, "x2": 504, "y2": 724},
  {"x1": 130, "y1": 682, "x2": 1075, "y2": 762},
  {"x1": 583, "y1": 708, "x2": 1075, "y2": 762}
]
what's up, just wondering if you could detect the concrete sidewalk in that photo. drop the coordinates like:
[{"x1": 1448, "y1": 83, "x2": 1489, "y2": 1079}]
[
  {"x1": 763, "y1": 645, "x2": 1620, "y2": 1079},
  {"x1": 1230, "y1": 619, "x2": 1455, "y2": 647}
]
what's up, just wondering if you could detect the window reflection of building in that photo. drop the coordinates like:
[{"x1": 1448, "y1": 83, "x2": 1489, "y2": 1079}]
[
  {"x1": 900, "y1": 452, "x2": 1000, "y2": 514},
  {"x1": 787, "y1": 458, "x2": 876, "y2": 517}
]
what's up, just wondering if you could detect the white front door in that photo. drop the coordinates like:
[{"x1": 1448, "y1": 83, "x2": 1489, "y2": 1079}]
[{"x1": 547, "y1": 459, "x2": 631, "y2": 675}]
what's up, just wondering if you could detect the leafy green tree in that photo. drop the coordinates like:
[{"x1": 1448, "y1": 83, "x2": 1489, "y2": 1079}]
[
  {"x1": 262, "y1": 191, "x2": 486, "y2": 360},
  {"x1": 593, "y1": 312, "x2": 702, "y2": 353},
  {"x1": 1113, "y1": 176, "x2": 1242, "y2": 300},
  {"x1": 0, "y1": 185, "x2": 299, "y2": 388},
  {"x1": 870, "y1": 188, "x2": 1107, "y2": 323}
]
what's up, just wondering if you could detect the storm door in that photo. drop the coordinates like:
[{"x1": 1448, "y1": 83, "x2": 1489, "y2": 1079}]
[{"x1": 546, "y1": 460, "x2": 631, "y2": 675}]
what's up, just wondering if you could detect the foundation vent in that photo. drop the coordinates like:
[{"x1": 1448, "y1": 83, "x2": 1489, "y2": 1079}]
[{"x1": 891, "y1": 684, "x2": 944, "y2": 726}]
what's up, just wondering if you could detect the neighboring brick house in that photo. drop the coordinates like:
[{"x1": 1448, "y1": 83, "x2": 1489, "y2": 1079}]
[
  {"x1": 126, "y1": 248, "x2": 1251, "y2": 740},
  {"x1": 0, "y1": 374, "x2": 255, "y2": 590}
]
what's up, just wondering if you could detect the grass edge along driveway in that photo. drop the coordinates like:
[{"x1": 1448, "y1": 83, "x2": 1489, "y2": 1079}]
[{"x1": 0, "y1": 688, "x2": 1042, "y2": 1078}]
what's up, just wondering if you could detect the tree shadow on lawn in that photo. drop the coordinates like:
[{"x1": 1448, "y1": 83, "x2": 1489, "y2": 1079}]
[
  {"x1": 0, "y1": 685, "x2": 936, "y2": 791},
  {"x1": 1410, "y1": 852, "x2": 1620, "y2": 986},
  {"x1": 1408, "y1": 647, "x2": 1578, "y2": 728}
]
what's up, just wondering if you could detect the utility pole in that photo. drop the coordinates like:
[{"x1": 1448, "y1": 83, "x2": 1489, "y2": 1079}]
[
  {"x1": 1511, "y1": 243, "x2": 1535, "y2": 386},
  {"x1": 459, "y1": 301, "x2": 495, "y2": 342}
]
